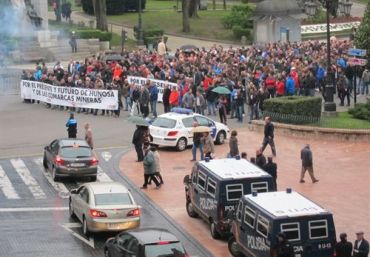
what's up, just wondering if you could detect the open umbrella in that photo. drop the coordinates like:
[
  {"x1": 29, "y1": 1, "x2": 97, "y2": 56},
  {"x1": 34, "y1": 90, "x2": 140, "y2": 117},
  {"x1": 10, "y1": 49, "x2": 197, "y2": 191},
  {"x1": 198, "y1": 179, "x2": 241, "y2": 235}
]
[
  {"x1": 212, "y1": 86, "x2": 231, "y2": 95},
  {"x1": 180, "y1": 44, "x2": 198, "y2": 53},
  {"x1": 128, "y1": 115, "x2": 149, "y2": 127},
  {"x1": 192, "y1": 126, "x2": 212, "y2": 133}
]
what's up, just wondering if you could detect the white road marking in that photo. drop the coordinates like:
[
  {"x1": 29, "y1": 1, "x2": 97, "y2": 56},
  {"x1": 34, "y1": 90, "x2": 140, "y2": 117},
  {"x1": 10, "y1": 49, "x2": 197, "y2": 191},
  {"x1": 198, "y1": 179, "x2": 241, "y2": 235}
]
[
  {"x1": 0, "y1": 165, "x2": 20, "y2": 199},
  {"x1": 101, "y1": 151, "x2": 112, "y2": 162},
  {"x1": 97, "y1": 166, "x2": 113, "y2": 182},
  {"x1": 0, "y1": 207, "x2": 68, "y2": 212},
  {"x1": 60, "y1": 222, "x2": 95, "y2": 248},
  {"x1": 33, "y1": 158, "x2": 70, "y2": 199},
  {"x1": 10, "y1": 159, "x2": 46, "y2": 199}
]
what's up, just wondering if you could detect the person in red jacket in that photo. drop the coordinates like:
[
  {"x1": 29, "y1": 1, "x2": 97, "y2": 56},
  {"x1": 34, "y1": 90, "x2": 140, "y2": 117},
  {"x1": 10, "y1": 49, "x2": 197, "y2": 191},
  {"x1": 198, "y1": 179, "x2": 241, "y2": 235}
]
[
  {"x1": 169, "y1": 86, "x2": 179, "y2": 108},
  {"x1": 276, "y1": 75, "x2": 285, "y2": 97},
  {"x1": 265, "y1": 72, "x2": 276, "y2": 98}
]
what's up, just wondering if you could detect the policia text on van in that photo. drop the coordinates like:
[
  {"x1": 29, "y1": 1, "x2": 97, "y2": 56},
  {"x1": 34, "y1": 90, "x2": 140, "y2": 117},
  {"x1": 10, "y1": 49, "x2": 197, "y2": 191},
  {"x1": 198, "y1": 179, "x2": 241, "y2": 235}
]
[
  {"x1": 183, "y1": 158, "x2": 275, "y2": 239},
  {"x1": 228, "y1": 189, "x2": 336, "y2": 257}
]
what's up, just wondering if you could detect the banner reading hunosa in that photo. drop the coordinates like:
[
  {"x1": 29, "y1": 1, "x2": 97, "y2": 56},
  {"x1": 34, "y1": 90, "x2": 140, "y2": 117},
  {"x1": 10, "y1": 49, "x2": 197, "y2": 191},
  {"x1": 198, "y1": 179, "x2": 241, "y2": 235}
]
[{"x1": 20, "y1": 80, "x2": 119, "y2": 110}]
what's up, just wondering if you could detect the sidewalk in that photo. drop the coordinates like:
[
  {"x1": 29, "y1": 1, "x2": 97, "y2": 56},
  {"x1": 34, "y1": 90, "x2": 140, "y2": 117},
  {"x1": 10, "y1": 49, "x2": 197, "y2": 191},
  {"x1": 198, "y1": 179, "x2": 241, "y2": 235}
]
[{"x1": 119, "y1": 126, "x2": 370, "y2": 257}]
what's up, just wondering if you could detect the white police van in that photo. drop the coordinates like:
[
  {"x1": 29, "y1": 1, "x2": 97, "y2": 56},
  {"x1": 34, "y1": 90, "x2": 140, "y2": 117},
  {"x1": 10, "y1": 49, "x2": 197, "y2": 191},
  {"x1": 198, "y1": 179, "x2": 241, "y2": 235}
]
[
  {"x1": 228, "y1": 189, "x2": 336, "y2": 257},
  {"x1": 183, "y1": 157, "x2": 275, "y2": 239}
]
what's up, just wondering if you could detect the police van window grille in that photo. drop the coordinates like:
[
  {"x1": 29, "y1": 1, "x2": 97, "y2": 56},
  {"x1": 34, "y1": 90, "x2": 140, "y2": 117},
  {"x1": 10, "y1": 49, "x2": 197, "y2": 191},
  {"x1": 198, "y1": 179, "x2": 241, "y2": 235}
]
[
  {"x1": 206, "y1": 178, "x2": 216, "y2": 197},
  {"x1": 226, "y1": 184, "x2": 243, "y2": 201},
  {"x1": 244, "y1": 206, "x2": 256, "y2": 228},
  {"x1": 309, "y1": 220, "x2": 328, "y2": 239},
  {"x1": 280, "y1": 223, "x2": 301, "y2": 241},
  {"x1": 251, "y1": 182, "x2": 268, "y2": 193},
  {"x1": 257, "y1": 216, "x2": 269, "y2": 238},
  {"x1": 236, "y1": 202, "x2": 243, "y2": 222},
  {"x1": 197, "y1": 171, "x2": 206, "y2": 191}
]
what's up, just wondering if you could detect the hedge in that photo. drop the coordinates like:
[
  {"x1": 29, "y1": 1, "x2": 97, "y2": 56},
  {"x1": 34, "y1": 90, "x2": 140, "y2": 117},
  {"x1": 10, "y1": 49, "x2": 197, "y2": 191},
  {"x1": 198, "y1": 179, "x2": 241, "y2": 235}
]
[
  {"x1": 232, "y1": 25, "x2": 251, "y2": 40},
  {"x1": 81, "y1": 0, "x2": 147, "y2": 15},
  {"x1": 263, "y1": 96, "x2": 322, "y2": 124},
  {"x1": 70, "y1": 29, "x2": 113, "y2": 41},
  {"x1": 348, "y1": 100, "x2": 370, "y2": 121},
  {"x1": 133, "y1": 26, "x2": 164, "y2": 46}
]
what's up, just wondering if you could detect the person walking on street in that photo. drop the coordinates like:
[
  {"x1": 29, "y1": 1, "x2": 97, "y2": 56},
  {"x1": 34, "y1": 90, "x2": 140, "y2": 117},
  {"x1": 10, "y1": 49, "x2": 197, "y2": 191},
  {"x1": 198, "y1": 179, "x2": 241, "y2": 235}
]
[
  {"x1": 84, "y1": 123, "x2": 93, "y2": 149},
  {"x1": 66, "y1": 113, "x2": 77, "y2": 138},
  {"x1": 256, "y1": 149, "x2": 267, "y2": 168},
  {"x1": 273, "y1": 232, "x2": 295, "y2": 257},
  {"x1": 335, "y1": 233, "x2": 353, "y2": 257},
  {"x1": 191, "y1": 123, "x2": 204, "y2": 161},
  {"x1": 69, "y1": 31, "x2": 77, "y2": 53},
  {"x1": 261, "y1": 117, "x2": 276, "y2": 156},
  {"x1": 228, "y1": 130, "x2": 239, "y2": 158},
  {"x1": 148, "y1": 145, "x2": 164, "y2": 185},
  {"x1": 300, "y1": 144, "x2": 319, "y2": 183},
  {"x1": 202, "y1": 132, "x2": 215, "y2": 159},
  {"x1": 353, "y1": 232, "x2": 369, "y2": 257},
  {"x1": 132, "y1": 126, "x2": 146, "y2": 162},
  {"x1": 141, "y1": 147, "x2": 161, "y2": 189},
  {"x1": 264, "y1": 156, "x2": 277, "y2": 190}
]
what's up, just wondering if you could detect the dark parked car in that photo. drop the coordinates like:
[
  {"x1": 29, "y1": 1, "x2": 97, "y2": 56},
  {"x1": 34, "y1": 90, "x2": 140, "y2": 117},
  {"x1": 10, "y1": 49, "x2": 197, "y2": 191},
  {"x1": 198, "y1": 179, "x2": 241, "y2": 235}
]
[
  {"x1": 43, "y1": 139, "x2": 98, "y2": 181},
  {"x1": 104, "y1": 228, "x2": 189, "y2": 257}
]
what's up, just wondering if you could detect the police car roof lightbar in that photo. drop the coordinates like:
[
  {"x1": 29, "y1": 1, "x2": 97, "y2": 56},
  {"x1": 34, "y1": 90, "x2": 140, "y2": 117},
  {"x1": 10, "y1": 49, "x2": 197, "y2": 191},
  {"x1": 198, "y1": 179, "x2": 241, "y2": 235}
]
[
  {"x1": 286, "y1": 188, "x2": 292, "y2": 194},
  {"x1": 171, "y1": 107, "x2": 193, "y2": 115}
]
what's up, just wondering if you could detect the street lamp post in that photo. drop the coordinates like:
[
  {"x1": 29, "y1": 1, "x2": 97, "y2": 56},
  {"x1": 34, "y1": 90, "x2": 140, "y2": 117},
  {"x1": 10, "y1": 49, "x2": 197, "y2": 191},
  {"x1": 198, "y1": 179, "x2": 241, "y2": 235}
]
[{"x1": 137, "y1": 0, "x2": 145, "y2": 46}]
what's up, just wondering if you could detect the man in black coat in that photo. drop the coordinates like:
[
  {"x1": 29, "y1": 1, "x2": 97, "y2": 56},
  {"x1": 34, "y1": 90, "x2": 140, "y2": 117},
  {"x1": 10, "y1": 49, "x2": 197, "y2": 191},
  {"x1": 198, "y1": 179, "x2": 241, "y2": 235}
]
[
  {"x1": 162, "y1": 84, "x2": 171, "y2": 113},
  {"x1": 261, "y1": 116, "x2": 276, "y2": 156},
  {"x1": 335, "y1": 233, "x2": 353, "y2": 257},
  {"x1": 353, "y1": 232, "x2": 369, "y2": 257},
  {"x1": 300, "y1": 144, "x2": 319, "y2": 183},
  {"x1": 263, "y1": 156, "x2": 277, "y2": 190},
  {"x1": 132, "y1": 126, "x2": 145, "y2": 162}
]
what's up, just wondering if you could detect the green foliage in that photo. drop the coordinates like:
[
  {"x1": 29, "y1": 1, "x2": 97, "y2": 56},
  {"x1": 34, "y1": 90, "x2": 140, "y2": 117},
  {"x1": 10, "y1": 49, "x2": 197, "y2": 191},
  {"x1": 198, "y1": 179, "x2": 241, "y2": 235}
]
[
  {"x1": 348, "y1": 100, "x2": 370, "y2": 121},
  {"x1": 355, "y1": 2, "x2": 370, "y2": 53},
  {"x1": 81, "y1": 0, "x2": 146, "y2": 15},
  {"x1": 133, "y1": 25, "x2": 164, "y2": 45},
  {"x1": 232, "y1": 25, "x2": 251, "y2": 40},
  {"x1": 70, "y1": 29, "x2": 113, "y2": 41},
  {"x1": 221, "y1": 5, "x2": 253, "y2": 29},
  {"x1": 263, "y1": 96, "x2": 322, "y2": 124},
  {"x1": 304, "y1": 8, "x2": 326, "y2": 24}
]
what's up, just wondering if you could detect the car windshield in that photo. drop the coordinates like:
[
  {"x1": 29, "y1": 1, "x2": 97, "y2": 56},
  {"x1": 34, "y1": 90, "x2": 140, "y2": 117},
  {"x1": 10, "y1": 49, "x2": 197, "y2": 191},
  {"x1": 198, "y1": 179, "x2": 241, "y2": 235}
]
[
  {"x1": 94, "y1": 193, "x2": 132, "y2": 206},
  {"x1": 145, "y1": 242, "x2": 186, "y2": 257},
  {"x1": 60, "y1": 146, "x2": 91, "y2": 158},
  {"x1": 151, "y1": 118, "x2": 177, "y2": 129}
]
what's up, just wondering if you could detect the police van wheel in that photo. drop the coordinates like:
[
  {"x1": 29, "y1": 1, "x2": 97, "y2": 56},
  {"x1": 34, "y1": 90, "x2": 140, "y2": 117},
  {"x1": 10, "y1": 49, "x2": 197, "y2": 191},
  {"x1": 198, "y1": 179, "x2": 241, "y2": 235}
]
[
  {"x1": 228, "y1": 237, "x2": 244, "y2": 257},
  {"x1": 215, "y1": 131, "x2": 226, "y2": 145},
  {"x1": 210, "y1": 221, "x2": 221, "y2": 239},
  {"x1": 176, "y1": 138, "x2": 187, "y2": 151},
  {"x1": 186, "y1": 201, "x2": 198, "y2": 218}
]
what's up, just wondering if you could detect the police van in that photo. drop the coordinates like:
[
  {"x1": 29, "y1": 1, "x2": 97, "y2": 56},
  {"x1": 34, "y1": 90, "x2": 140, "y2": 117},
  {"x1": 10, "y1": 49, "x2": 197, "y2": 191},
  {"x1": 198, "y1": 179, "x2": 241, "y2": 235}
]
[
  {"x1": 183, "y1": 157, "x2": 275, "y2": 239},
  {"x1": 228, "y1": 189, "x2": 336, "y2": 257}
]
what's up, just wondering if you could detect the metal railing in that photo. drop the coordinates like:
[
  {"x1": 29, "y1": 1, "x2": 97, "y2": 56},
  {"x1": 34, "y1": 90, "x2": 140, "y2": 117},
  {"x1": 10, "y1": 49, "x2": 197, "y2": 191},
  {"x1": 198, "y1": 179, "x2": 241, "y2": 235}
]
[{"x1": 0, "y1": 69, "x2": 21, "y2": 95}]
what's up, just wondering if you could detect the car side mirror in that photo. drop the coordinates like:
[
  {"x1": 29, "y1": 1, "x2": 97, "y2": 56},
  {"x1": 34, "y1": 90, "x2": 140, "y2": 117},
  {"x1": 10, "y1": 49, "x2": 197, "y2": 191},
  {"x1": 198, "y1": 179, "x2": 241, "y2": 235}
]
[
  {"x1": 70, "y1": 189, "x2": 77, "y2": 194},
  {"x1": 183, "y1": 175, "x2": 191, "y2": 185}
]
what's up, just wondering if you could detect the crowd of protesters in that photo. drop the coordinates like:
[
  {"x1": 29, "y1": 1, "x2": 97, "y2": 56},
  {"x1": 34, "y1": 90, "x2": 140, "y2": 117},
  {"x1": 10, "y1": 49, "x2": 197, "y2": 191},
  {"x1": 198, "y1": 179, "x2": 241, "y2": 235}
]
[{"x1": 21, "y1": 38, "x2": 369, "y2": 123}]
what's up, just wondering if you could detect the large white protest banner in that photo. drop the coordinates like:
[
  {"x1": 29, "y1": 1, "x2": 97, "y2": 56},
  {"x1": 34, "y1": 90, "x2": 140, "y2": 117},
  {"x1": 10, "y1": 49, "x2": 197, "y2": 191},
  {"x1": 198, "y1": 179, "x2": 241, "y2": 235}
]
[
  {"x1": 20, "y1": 80, "x2": 119, "y2": 110},
  {"x1": 127, "y1": 76, "x2": 178, "y2": 102}
]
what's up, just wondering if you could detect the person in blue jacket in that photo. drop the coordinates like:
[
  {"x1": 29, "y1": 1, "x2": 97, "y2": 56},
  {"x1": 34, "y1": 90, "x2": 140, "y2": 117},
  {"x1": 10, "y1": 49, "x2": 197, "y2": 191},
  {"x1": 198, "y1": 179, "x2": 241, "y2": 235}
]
[
  {"x1": 285, "y1": 74, "x2": 295, "y2": 96},
  {"x1": 66, "y1": 113, "x2": 77, "y2": 138}
]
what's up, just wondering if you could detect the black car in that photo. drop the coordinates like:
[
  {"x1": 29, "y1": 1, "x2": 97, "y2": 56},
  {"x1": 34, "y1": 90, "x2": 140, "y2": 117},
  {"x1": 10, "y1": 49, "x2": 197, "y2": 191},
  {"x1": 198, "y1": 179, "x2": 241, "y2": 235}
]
[
  {"x1": 104, "y1": 228, "x2": 189, "y2": 257},
  {"x1": 43, "y1": 139, "x2": 98, "y2": 181}
]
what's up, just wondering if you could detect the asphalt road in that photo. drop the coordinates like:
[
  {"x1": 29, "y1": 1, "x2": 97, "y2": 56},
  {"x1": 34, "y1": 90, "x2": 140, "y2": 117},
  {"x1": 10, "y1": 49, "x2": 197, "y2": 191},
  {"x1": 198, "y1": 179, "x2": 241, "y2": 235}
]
[{"x1": 0, "y1": 148, "x2": 212, "y2": 257}]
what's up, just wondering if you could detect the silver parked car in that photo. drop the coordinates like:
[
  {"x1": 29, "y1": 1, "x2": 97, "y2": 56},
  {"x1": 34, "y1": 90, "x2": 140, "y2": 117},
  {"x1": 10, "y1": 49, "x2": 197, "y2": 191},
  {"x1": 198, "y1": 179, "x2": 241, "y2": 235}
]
[{"x1": 69, "y1": 182, "x2": 141, "y2": 235}]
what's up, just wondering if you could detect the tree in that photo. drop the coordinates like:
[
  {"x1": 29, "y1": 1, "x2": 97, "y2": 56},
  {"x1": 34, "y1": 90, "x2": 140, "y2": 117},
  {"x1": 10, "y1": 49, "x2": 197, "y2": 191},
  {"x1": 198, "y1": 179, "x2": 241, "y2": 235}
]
[
  {"x1": 92, "y1": 0, "x2": 108, "y2": 31},
  {"x1": 189, "y1": 0, "x2": 199, "y2": 18},
  {"x1": 182, "y1": 0, "x2": 190, "y2": 32},
  {"x1": 354, "y1": 2, "x2": 370, "y2": 54}
]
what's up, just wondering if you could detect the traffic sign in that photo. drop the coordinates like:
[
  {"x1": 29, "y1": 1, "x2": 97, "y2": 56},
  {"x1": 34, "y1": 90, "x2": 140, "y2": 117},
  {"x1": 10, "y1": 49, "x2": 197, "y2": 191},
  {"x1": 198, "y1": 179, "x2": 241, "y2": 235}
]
[
  {"x1": 347, "y1": 48, "x2": 367, "y2": 57},
  {"x1": 348, "y1": 57, "x2": 368, "y2": 66}
]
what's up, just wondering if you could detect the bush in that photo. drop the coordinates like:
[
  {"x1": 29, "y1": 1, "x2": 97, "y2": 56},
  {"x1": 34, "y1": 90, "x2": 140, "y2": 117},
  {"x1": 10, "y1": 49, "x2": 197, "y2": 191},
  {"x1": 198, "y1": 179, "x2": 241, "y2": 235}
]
[
  {"x1": 232, "y1": 25, "x2": 251, "y2": 40},
  {"x1": 221, "y1": 5, "x2": 253, "y2": 29},
  {"x1": 81, "y1": 0, "x2": 146, "y2": 15},
  {"x1": 263, "y1": 96, "x2": 322, "y2": 124},
  {"x1": 348, "y1": 100, "x2": 370, "y2": 121},
  {"x1": 70, "y1": 29, "x2": 113, "y2": 41},
  {"x1": 133, "y1": 25, "x2": 164, "y2": 45}
]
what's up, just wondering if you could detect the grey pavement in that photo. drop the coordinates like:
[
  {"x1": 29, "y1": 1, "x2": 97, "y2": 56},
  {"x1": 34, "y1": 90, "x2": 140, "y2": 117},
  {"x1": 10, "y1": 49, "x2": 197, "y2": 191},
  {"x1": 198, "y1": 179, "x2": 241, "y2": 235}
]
[{"x1": 0, "y1": 148, "x2": 212, "y2": 257}]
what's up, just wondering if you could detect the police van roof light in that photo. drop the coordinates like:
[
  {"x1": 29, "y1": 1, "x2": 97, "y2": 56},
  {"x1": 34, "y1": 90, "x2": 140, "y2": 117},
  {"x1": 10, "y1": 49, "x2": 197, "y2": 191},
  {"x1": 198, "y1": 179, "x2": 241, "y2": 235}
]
[
  {"x1": 205, "y1": 157, "x2": 210, "y2": 162},
  {"x1": 235, "y1": 155, "x2": 241, "y2": 160},
  {"x1": 252, "y1": 191, "x2": 258, "y2": 197},
  {"x1": 286, "y1": 188, "x2": 292, "y2": 194}
]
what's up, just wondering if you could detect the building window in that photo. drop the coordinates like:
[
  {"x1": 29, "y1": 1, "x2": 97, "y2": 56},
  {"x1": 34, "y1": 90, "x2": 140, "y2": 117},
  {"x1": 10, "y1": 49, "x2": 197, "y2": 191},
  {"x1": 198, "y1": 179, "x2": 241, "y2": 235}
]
[
  {"x1": 309, "y1": 220, "x2": 328, "y2": 239},
  {"x1": 244, "y1": 206, "x2": 256, "y2": 228},
  {"x1": 251, "y1": 182, "x2": 268, "y2": 193},
  {"x1": 281, "y1": 223, "x2": 301, "y2": 241},
  {"x1": 257, "y1": 215, "x2": 269, "y2": 238},
  {"x1": 197, "y1": 171, "x2": 206, "y2": 191},
  {"x1": 226, "y1": 184, "x2": 243, "y2": 201},
  {"x1": 206, "y1": 178, "x2": 216, "y2": 197}
]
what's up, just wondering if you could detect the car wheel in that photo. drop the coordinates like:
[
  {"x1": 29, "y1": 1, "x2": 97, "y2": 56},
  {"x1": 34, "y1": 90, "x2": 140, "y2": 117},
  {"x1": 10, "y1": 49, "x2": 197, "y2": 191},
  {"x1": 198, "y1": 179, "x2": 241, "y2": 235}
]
[
  {"x1": 104, "y1": 249, "x2": 110, "y2": 257},
  {"x1": 43, "y1": 155, "x2": 48, "y2": 170},
  {"x1": 83, "y1": 217, "x2": 89, "y2": 236},
  {"x1": 69, "y1": 199, "x2": 75, "y2": 218},
  {"x1": 186, "y1": 201, "x2": 198, "y2": 218},
  {"x1": 228, "y1": 237, "x2": 245, "y2": 257},
  {"x1": 215, "y1": 131, "x2": 226, "y2": 145},
  {"x1": 210, "y1": 221, "x2": 221, "y2": 239},
  {"x1": 52, "y1": 167, "x2": 59, "y2": 182},
  {"x1": 176, "y1": 137, "x2": 187, "y2": 151}
]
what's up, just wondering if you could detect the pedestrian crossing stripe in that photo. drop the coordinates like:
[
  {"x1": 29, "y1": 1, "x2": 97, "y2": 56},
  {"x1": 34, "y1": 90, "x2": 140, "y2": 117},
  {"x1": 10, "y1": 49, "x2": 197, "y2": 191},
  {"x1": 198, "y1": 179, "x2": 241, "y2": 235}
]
[
  {"x1": 10, "y1": 159, "x2": 47, "y2": 199},
  {"x1": 0, "y1": 157, "x2": 115, "y2": 201}
]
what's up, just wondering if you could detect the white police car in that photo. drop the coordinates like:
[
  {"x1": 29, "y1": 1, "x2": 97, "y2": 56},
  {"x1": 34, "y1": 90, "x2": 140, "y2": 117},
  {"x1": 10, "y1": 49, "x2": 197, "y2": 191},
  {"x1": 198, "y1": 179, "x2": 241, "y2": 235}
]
[{"x1": 150, "y1": 108, "x2": 230, "y2": 151}]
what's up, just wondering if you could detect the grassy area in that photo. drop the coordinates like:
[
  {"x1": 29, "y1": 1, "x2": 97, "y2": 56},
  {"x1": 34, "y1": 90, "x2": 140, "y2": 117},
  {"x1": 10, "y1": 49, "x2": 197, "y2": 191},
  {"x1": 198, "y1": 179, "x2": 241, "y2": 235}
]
[
  {"x1": 110, "y1": 33, "x2": 137, "y2": 49},
  {"x1": 108, "y1": 9, "x2": 234, "y2": 41},
  {"x1": 355, "y1": 0, "x2": 369, "y2": 5},
  {"x1": 317, "y1": 112, "x2": 370, "y2": 129}
]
